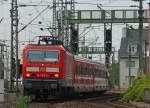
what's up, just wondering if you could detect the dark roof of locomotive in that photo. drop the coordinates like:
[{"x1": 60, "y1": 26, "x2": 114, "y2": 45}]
[{"x1": 23, "y1": 44, "x2": 65, "y2": 51}]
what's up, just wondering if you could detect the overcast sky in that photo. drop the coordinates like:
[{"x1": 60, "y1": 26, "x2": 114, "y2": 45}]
[{"x1": 0, "y1": 0, "x2": 149, "y2": 60}]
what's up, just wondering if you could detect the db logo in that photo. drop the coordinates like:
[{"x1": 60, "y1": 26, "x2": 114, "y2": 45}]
[{"x1": 39, "y1": 67, "x2": 46, "y2": 72}]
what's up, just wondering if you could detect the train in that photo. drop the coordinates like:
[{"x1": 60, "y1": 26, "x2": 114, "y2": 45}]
[{"x1": 22, "y1": 36, "x2": 109, "y2": 99}]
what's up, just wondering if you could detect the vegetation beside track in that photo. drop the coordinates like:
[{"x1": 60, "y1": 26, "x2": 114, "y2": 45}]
[
  {"x1": 108, "y1": 63, "x2": 119, "y2": 86},
  {"x1": 121, "y1": 75, "x2": 150, "y2": 102},
  {"x1": 15, "y1": 96, "x2": 30, "y2": 108}
]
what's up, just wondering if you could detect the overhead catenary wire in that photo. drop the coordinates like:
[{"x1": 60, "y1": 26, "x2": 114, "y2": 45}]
[
  {"x1": 79, "y1": 24, "x2": 92, "y2": 37},
  {"x1": 18, "y1": 5, "x2": 53, "y2": 33},
  {"x1": 0, "y1": 17, "x2": 4, "y2": 23},
  {"x1": 33, "y1": 6, "x2": 52, "y2": 34}
]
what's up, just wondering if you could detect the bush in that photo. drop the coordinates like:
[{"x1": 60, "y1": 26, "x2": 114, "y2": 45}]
[
  {"x1": 15, "y1": 96, "x2": 30, "y2": 108},
  {"x1": 121, "y1": 75, "x2": 150, "y2": 102}
]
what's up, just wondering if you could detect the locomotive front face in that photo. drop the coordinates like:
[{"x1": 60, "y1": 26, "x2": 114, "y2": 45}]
[
  {"x1": 25, "y1": 50, "x2": 61, "y2": 78},
  {"x1": 22, "y1": 46, "x2": 65, "y2": 96}
]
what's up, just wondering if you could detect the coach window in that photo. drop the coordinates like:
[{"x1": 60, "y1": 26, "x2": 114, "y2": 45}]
[
  {"x1": 97, "y1": 69, "x2": 102, "y2": 77},
  {"x1": 83, "y1": 67, "x2": 85, "y2": 76},
  {"x1": 88, "y1": 67, "x2": 90, "y2": 76},
  {"x1": 84, "y1": 67, "x2": 86, "y2": 76},
  {"x1": 88, "y1": 68, "x2": 90, "y2": 77},
  {"x1": 97, "y1": 69, "x2": 101, "y2": 78},
  {"x1": 97, "y1": 69, "x2": 100, "y2": 77},
  {"x1": 89, "y1": 68, "x2": 93, "y2": 75},
  {"x1": 78, "y1": 65, "x2": 81, "y2": 75},
  {"x1": 88, "y1": 67, "x2": 91, "y2": 76},
  {"x1": 85, "y1": 67, "x2": 88, "y2": 76},
  {"x1": 94, "y1": 69, "x2": 96, "y2": 77},
  {"x1": 81, "y1": 67, "x2": 83, "y2": 76},
  {"x1": 102, "y1": 70, "x2": 105, "y2": 78},
  {"x1": 85, "y1": 67, "x2": 87, "y2": 76},
  {"x1": 98, "y1": 69, "x2": 100, "y2": 77},
  {"x1": 99, "y1": 69, "x2": 101, "y2": 78},
  {"x1": 87, "y1": 67, "x2": 89, "y2": 74},
  {"x1": 99, "y1": 69, "x2": 101, "y2": 77},
  {"x1": 95, "y1": 69, "x2": 97, "y2": 77},
  {"x1": 80, "y1": 66, "x2": 82, "y2": 75},
  {"x1": 88, "y1": 68, "x2": 90, "y2": 76},
  {"x1": 76, "y1": 65, "x2": 79, "y2": 75},
  {"x1": 88, "y1": 67, "x2": 92, "y2": 74},
  {"x1": 104, "y1": 71, "x2": 107, "y2": 78},
  {"x1": 96, "y1": 69, "x2": 98, "y2": 77},
  {"x1": 95, "y1": 68, "x2": 97, "y2": 76},
  {"x1": 100, "y1": 70, "x2": 102, "y2": 78}
]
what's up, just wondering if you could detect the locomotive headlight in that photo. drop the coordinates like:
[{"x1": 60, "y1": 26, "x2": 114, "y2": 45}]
[
  {"x1": 26, "y1": 73, "x2": 31, "y2": 77},
  {"x1": 54, "y1": 74, "x2": 59, "y2": 78}
]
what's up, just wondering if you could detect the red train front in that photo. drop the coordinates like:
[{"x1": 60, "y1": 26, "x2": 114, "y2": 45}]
[
  {"x1": 22, "y1": 36, "x2": 109, "y2": 99},
  {"x1": 22, "y1": 44, "x2": 66, "y2": 98}
]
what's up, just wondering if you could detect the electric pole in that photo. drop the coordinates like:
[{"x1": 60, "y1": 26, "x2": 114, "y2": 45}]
[
  {"x1": 148, "y1": 3, "x2": 150, "y2": 74},
  {"x1": 10, "y1": 0, "x2": 19, "y2": 91},
  {"x1": 129, "y1": 44, "x2": 131, "y2": 85},
  {"x1": 138, "y1": 0, "x2": 144, "y2": 73},
  {"x1": 104, "y1": 23, "x2": 112, "y2": 68}
]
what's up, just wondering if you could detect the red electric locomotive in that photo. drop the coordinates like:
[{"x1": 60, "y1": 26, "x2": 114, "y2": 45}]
[{"x1": 22, "y1": 36, "x2": 109, "y2": 99}]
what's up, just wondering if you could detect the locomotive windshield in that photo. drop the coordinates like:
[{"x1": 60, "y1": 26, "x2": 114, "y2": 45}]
[{"x1": 27, "y1": 50, "x2": 59, "y2": 62}]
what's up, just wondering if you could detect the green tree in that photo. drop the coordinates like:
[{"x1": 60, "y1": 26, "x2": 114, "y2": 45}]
[{"x1": 108, "y1": 62, "x2": 119, "y2": 86}]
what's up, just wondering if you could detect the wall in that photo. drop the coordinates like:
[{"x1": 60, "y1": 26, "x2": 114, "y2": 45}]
[{"x1": 119, "y1": 58, "x2": 139, "y2": 89}]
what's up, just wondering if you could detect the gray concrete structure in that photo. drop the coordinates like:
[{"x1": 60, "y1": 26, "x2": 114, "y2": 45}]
[
  {"x1": 0, "y1": 79, "x2": 4, "y2": 102},
  {"x1": 119, "y1": 28, "x2": 148, "y2": 89}
]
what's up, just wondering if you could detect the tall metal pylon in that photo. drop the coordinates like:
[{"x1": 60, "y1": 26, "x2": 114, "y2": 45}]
[
  {"x1": 70, "y1": 0, "x2": 76, "y2": 53},
  {"x1": 52, "y1": 0, "x2": 57, "y2": 37},
  {"x1": 64, "y1": 0, "x2": 69, "y2": 47},
  {"x1": 53, "y1": 0, "x2": 75, "y2": 49},
  {"x1": 10, "y1": 0, "x2": 19, "y2": 91},
  {"x1": 53, "y1": 0, "x2": 63, "y2": 40}
]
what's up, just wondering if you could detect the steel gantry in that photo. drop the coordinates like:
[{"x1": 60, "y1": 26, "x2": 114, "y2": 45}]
[
  {"x1": 67, "y1": 9, "x2": 148, "y2": 23},
  {"x1": 64, "y1": 9, "x2": 148, "y2": 67}
]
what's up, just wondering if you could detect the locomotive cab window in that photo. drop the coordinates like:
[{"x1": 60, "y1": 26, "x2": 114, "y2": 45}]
[
  {"x1": 27, "y1": 50, "x2": 59, "y2": 62},
  {"x1": 45, "y1": 51, "x2": 59, "y2": 62}
]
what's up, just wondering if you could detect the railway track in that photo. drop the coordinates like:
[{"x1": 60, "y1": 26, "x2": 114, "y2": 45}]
[
  {"x1": 30, "y1": 92, "x2": 143, "y2": 108},
  {"x1": 82, "y1": 93, "x2": 143, "y2": 108},
  {"x1": 1, "y1": 92, "x2": 144, "y2": 108}
]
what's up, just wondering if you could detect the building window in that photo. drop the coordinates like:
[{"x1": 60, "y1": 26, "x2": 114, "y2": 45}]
[
  {"x1": 132, "y1": 47, "x2": 134, "y2": 52},
  {"x1": 126, "y1": 61, "x2": 135, "y2": 67},
  {"x1": 127, "y1": 44, "x2": 137, "y2": 55}
]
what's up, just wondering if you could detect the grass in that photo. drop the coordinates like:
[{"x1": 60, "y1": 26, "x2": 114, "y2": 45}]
[{"x1": 14, "y1": 96, "x2": 30, "y2": 108}]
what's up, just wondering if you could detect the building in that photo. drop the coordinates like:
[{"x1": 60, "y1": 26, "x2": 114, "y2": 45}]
[{"x1": 119, "y1": 28, "x2": 148, "y2": 89}]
